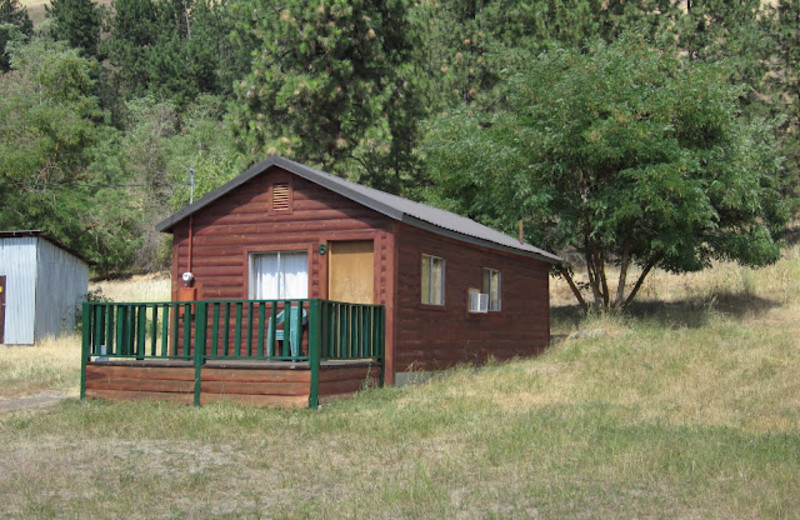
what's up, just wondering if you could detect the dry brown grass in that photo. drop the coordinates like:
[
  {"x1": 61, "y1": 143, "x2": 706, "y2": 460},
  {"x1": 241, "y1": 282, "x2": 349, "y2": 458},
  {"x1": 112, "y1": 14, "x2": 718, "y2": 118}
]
[
  {"x1": 89, "y1": 271, "x2": 172, "y2": 303},
  {"x1": 552, "y1": 242, "x2": 800, "y2": 309},
  {"x1": 0, "y1": 274, "x2": 170, "y2": 400},
  {"x1": 0, "y1": 334, "x2": 80, "y2": 399},
  {"x1": 21, "y1": 0, "x2": 113, "y2": 25},
  {"x1": 543, "y1": 239, "x2": 800, "y2": 435},
  {"x1": 20, "y1": 0, "x2": 48, "y2": 24},
  {"x1": 0, "y1": 242, "x2": 798, "y2": 518}
]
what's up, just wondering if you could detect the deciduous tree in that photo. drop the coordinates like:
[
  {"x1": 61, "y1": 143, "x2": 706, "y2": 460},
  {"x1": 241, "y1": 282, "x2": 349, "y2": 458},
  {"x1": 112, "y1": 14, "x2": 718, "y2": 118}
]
[{"x1": 423, "y1": 37, "x2": 788, "y2": 312}]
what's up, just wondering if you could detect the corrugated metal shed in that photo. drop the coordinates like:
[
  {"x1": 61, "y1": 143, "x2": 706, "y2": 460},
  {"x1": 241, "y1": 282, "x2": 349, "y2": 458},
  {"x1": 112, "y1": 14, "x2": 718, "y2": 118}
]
[{"x1": 0, "y1": 231, "x2": 91, "y2": 345}]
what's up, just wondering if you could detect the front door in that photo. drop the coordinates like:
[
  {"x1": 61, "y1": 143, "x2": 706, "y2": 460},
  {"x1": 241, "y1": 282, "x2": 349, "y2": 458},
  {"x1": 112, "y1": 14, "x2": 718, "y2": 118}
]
[
  {"x1": 328, "y1": 241, "x2": 374, "y2": 304},
  {"x1": 0, "y1": 276, "x2": 6, "y2": 344}
]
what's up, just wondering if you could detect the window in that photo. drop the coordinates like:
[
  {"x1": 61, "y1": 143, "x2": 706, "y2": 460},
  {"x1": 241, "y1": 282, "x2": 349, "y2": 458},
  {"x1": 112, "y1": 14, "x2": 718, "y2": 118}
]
[
  {"x1": 250, "y1": 251, "x2": 308, "y2": 299},
  {"x1": 483, "y1": 268, "x2": 501, "y2": 311},
  {"x1": 421, "y1": 254, "x2": 445, "y2": 306}
]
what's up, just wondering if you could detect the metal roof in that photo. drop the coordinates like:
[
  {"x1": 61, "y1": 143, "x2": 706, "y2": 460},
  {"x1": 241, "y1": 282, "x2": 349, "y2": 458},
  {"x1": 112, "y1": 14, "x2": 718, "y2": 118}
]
[
  {"x1": 0, "y1": 230, "x2": 94, "y2": 265},
  {"x1": 156, "y1": 156, "x2": 561, "y2": 263}
]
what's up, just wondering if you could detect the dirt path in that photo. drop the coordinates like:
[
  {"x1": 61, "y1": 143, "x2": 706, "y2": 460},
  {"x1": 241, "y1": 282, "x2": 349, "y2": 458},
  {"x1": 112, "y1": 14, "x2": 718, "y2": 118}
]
[{"x1": 0, "y1": 391, "x2": 75, "y2": 413}]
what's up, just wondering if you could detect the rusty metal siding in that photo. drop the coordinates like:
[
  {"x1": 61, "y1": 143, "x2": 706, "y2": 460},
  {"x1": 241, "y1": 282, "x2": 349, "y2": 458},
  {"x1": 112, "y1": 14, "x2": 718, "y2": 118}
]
[
  {"x1": 35, "y1": 238, "x2": 89, "y2": 341},
  {"x1": 0, "y1": 237, "x2": 37, "y2": 344}
]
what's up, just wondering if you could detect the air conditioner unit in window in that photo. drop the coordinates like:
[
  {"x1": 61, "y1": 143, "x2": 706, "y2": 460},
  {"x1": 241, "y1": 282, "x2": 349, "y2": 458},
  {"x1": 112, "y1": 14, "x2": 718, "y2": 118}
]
[{"x1": 469, "y1": 292, "x2": 489, "y2": 313}]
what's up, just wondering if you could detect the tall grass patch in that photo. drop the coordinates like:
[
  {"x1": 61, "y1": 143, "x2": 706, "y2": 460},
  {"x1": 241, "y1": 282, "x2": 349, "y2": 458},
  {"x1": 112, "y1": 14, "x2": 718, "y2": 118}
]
[
  {"x1": 90, "y1": 272, "x2": 171, "y2": 302},
  {"x1": 0, "y1": 242, "x2": 798, "y2": 517},
  {"x1": 1, "y1": 383, "x2": 798, "y2": 518},
  {"x1": 0, "y1": 335, "x2": 80, "y2": 398}
]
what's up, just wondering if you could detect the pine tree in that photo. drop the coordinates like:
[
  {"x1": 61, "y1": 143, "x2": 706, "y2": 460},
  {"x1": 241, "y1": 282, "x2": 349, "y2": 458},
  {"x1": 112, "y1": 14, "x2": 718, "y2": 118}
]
[
  {"x1": 46, "y1": 0, "x2": 102, "y2": 57},
  {"x1": 230, "y1": 0, "x2": 425, "y2": 192},
  {"x1": 0, "y1": 0, "x2": 33, "y2": 71}
]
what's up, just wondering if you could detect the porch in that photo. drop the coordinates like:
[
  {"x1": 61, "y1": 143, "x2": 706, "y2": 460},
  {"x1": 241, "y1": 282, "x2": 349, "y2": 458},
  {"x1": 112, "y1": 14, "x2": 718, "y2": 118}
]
[{"x1": 80, "y1": 299, "x2": 385, "y2": 408}]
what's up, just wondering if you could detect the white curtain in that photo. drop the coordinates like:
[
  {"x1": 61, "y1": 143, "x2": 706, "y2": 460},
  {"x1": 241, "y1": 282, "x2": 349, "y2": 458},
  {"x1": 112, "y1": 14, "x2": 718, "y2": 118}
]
[
  {"x1": 252, "y1": 252, "x2": 307, "y2": 299},
  {"x1": 253, "y1": 254, "x2": 279, "y2": 299},
  {"x1": 281, "y1": 252, "x2": 308, "y2": 299}
]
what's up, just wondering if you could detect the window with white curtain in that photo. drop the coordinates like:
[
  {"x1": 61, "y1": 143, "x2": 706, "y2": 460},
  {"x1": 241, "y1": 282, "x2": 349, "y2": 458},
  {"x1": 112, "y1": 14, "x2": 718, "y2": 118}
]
[
  {"x1": 483, "y1": 267, "x2": 501, "y2": 311},
  {"x1": 250, "y1": 251, "x2": 308, "y2": 299},
  {"x1": 421, "y1": 253, "x2": 445, "y2": 306}
]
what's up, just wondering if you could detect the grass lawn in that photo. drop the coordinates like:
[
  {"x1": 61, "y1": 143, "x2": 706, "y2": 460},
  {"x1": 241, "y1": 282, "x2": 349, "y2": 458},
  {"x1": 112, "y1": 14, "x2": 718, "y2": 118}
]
[{"x1": 0, "y1": 243, "x2": 798, "y2": 518}]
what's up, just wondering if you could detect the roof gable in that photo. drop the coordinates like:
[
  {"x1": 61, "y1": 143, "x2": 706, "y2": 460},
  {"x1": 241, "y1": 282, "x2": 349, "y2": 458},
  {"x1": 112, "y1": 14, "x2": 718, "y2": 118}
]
[
  {"x1": 0, "y1": 230, "x2": 93, "y2": 265},
  {"x1": 156, "y1": 156, "x2": 561, "y2": 263}
]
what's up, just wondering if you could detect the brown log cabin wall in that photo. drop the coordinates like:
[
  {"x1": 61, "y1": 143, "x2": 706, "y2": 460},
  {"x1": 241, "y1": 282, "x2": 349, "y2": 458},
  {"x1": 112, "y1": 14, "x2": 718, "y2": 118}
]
[
  {"x1": 169, "y1": 165, "x2": 395, "y2": 308},
  {"x1": 168, "y1": 165, "x2": 398, "y2": 383},
  {"x1": 394, "y1": 223, "x2": 550, "y2": 373},
  {"x1": 166, "y1": 163, "x2": 549, "y2": 383}
]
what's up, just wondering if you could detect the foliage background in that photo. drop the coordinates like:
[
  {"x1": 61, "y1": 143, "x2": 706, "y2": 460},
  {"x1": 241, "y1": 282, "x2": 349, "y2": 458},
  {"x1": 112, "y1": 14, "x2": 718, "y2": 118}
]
[{"x1": 1, "y1": 0, "x2": 798, "y2": 288}]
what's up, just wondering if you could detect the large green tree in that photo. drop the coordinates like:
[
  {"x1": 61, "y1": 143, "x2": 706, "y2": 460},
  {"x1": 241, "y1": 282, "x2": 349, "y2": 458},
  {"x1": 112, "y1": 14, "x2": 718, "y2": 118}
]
[
  {"x1": 46, "y1": 0, "x2": 102, "y2": 57},
  {"x1": 104, "y1": 0, "x2": 245, "y2": 104},
  {"x1": 230, "y1": 0, "x2": 424, "y2": 192},
  {"x1": 0, "y1": 37, "x2": 144, "y2": 276},
  {"x1": 0, "y1": 0, "x2": 32, "y2": 71},
  {"x1": 422, "y1": 37, "x2": 788, "y2": 312},
  {"x1": 768, "y1": 0, "x2": 800, "y2": 211},
  {"x1": 411, "y1": 0, "x2": 677, "y2": 111}
]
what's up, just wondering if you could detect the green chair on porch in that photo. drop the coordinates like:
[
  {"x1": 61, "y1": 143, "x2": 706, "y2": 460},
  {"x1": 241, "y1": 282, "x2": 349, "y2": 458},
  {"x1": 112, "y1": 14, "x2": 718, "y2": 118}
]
[{"x1": 268, "y1": 305, "x2": 308, "y2": 358}]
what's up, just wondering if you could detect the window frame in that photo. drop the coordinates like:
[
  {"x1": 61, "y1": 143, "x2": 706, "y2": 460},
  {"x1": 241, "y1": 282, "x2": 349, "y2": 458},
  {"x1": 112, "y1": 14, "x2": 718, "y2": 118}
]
[
  {"x1": 248, "y1": 249, "x2": 309, "y2": 300},
  {"x1": 482, "y1": 267, "x2": 502, "y2": 312},
  {"x1": 421, "y1": 253, "x2": 446, "y2": 307}
]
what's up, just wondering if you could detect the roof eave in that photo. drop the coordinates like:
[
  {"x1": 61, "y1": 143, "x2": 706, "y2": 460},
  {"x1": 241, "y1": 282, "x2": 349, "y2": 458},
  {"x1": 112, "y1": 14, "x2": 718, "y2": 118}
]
[
  {"x1": 0, "y1": 229, "x2": 95, "y2": 265},
  {"x1": 156, "y1": 158, "x2": 270, "y2": 232},
  {"x1": 400, "y1": 216, "x2": 563, "y2": 264},
  {"x1": 155, "y1": 156, "x2": 563, "y2": 264}
]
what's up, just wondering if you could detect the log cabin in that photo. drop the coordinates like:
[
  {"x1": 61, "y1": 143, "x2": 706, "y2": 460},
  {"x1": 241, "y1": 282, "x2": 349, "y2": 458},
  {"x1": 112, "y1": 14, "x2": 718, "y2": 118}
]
[{"x1": 81, "y1": 156, "x2": 560, "y2": 407}]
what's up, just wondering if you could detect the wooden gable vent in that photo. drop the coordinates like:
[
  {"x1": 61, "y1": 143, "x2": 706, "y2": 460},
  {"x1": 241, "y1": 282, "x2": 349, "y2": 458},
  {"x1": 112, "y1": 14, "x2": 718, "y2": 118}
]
[{"x1": 272, "y1": 182, "x2": 291, "y2": 211}]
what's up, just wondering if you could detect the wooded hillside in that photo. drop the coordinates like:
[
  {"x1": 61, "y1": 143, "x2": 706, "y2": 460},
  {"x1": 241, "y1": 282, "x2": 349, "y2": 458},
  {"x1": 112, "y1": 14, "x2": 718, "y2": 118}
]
[{"x1": 1, "y1": 0, "x2": 797, "y2": 309}]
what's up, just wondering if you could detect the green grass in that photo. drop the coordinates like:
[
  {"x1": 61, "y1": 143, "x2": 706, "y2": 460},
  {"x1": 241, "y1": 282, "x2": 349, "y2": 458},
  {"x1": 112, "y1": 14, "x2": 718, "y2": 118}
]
[{"x1": 1, "y1": 246, "x2": 799, "y2": 518}]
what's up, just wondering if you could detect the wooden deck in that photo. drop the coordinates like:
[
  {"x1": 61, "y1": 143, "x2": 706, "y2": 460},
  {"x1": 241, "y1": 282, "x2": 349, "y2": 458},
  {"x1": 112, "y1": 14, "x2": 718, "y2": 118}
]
[{"x1": 84, "y1": 359, "x2": 381, "y2": 408}]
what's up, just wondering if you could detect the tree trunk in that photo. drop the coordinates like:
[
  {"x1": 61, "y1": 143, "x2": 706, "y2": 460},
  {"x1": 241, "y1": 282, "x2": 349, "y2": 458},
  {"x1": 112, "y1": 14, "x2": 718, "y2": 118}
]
[
  {"x1": 598, "y1": 248, "x2": 610, "y2": 310},
  {"x1": 614, "y1": 242, "x2": 631, "y2": 309},
  {"x1": 622, "y1": 255, "x2": 662, "y2": 311},
  {"x1": 559, "y1": 267, "x2": 589, "y2": 313},
  {"x1": 586, "y1": 250, "x2": 603, "y2": 311}
]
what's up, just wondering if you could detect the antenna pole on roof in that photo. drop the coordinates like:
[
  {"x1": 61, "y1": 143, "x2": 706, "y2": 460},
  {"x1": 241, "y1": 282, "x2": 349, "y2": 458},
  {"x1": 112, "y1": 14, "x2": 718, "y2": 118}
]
[
  {"x1": 519, "y1": 220, "x2": 524, "y2": 244},
  {"x1": 189, "y1": 169, "x2": 195, "y2": 204}
]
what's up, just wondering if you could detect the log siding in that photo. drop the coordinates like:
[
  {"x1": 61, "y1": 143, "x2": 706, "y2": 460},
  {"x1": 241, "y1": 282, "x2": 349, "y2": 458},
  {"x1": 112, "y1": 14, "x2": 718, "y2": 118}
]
[
  {"x1": 162, "y1": 160, "x2": 552, "y2": 387},
  {"x1": 394, "y1": 223, "x2": 550, "y2": 373}
]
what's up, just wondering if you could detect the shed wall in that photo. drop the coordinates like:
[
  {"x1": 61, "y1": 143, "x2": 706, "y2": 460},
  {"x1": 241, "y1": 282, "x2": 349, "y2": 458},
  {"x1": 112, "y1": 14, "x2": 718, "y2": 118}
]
[
  {"x1": 35, "y1": 238, "x2": 89, "y2": 341},
  {"x1": 0, "y1": 237, "x2": 37, "y2": 344},
  {"x1": 394, "y1": 223, "x2": 550, "y2": 373}
]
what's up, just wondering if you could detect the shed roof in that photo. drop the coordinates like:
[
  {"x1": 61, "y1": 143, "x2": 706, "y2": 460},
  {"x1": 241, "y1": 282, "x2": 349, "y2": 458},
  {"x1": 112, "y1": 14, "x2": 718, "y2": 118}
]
[
  {"x1": 0, "y1": 230, "x2": 94, "y2": 265},
  {"x1": 156, "y1": 156, "x2": 561, "y2": 263}
]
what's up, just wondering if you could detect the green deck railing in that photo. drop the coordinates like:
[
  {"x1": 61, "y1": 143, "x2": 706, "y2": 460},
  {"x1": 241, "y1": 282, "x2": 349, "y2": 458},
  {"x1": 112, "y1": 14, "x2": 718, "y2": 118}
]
[{"x1": 80, "y1": 298, "x2": 385, "y2": 408}]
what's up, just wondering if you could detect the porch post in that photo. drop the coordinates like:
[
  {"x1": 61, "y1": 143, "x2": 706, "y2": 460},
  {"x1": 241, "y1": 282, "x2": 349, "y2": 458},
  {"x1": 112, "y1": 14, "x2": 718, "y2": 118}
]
[
  {"x1": 193, "y1": 301, "x2": 207, "y2": 406},
  {"x1": 379, "y1": 306, "x2": 386, "y2": 387},
  {"x1": 80, "y1": 302, "x2": 90, "y2": 400},
  {"x1": 308, "y1": 299, "x2": 321, "y2": 409}
]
